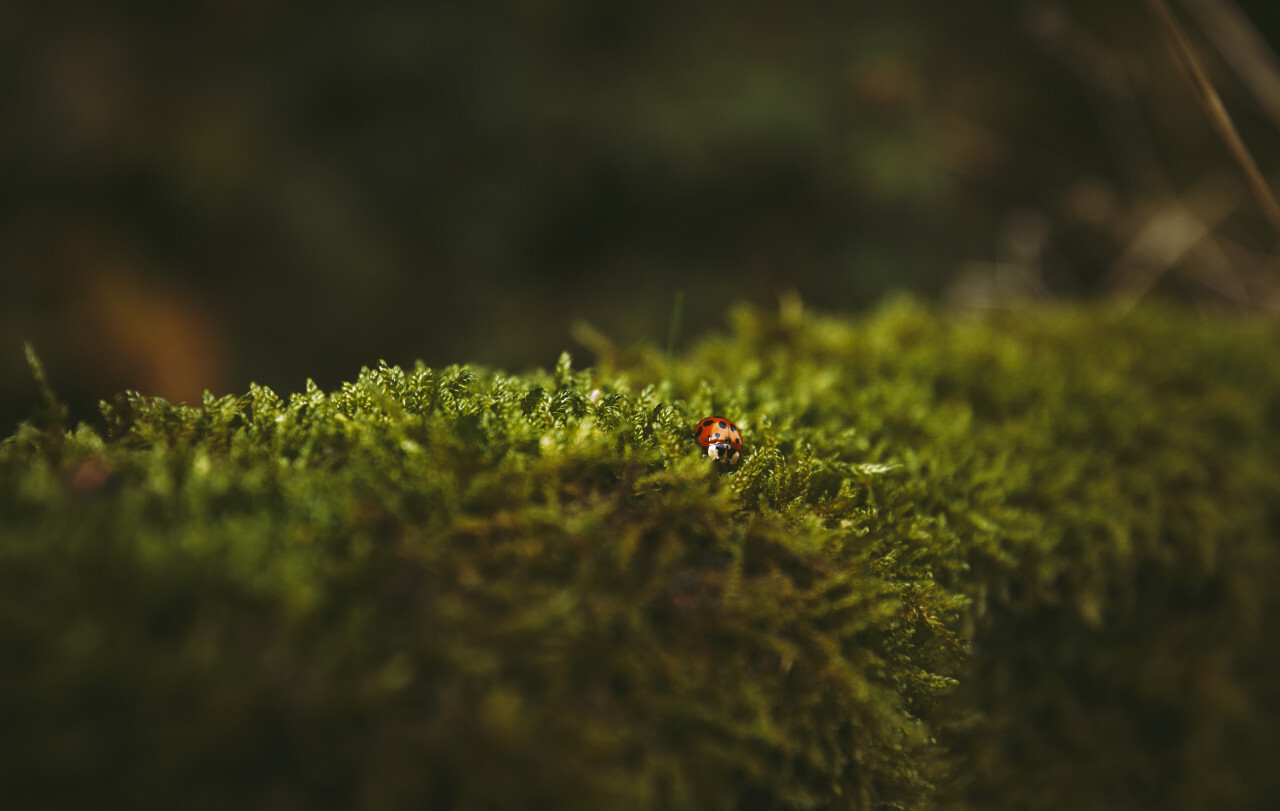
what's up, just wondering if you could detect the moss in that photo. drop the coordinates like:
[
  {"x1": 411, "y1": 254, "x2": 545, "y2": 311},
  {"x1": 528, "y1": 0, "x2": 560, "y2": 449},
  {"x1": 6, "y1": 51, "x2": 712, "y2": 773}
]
[{"x1": 2, "y1": 300, "x2": 1278, "y2": 810}]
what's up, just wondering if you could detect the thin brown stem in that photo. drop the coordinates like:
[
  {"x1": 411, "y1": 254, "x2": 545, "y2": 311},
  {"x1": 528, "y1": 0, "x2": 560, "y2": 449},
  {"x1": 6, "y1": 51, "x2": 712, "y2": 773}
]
[{"x1": 1145, "y1": 0, "x2": 1280, "y2": 240}]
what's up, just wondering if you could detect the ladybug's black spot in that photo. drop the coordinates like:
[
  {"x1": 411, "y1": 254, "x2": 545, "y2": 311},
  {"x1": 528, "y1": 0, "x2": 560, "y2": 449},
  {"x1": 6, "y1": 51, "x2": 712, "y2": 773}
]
[
  {"x1": 702, "y1": 419, "x2": 715, "y2": 427},
  {"x1": 718, "y1": 421, "x2": 728, "y2": 429}
]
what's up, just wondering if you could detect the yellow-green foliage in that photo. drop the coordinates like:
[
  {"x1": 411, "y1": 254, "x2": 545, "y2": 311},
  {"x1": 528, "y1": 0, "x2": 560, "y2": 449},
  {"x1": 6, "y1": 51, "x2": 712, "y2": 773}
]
[{"x1": 2, "y1": 301, "x2": 1278, "y2": 810}]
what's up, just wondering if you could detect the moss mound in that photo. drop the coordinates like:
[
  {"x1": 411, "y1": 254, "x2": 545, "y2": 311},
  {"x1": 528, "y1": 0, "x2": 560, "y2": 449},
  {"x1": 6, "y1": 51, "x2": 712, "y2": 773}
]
[{"x1": 3, "y1": 301, "x2": 1279, "y2": 810}]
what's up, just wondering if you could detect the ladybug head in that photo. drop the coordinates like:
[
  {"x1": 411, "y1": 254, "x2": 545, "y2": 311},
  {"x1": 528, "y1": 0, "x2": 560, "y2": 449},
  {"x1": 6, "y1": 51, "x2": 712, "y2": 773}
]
[{"x1": 707, "y1": 442, "x2": 740, "y2": 466}]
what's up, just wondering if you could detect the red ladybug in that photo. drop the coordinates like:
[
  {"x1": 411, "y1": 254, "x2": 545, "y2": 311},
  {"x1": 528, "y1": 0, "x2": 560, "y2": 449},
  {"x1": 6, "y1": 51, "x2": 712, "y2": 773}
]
[{"x1": 693, "y1": 416, "x2": 743, "y2": 465}]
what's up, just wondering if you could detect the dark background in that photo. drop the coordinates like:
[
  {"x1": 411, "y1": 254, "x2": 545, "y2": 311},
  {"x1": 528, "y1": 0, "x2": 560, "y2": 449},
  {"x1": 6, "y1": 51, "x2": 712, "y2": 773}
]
[{"x1": 3, "y1": 0, "x2": 1278, "y2": 430}]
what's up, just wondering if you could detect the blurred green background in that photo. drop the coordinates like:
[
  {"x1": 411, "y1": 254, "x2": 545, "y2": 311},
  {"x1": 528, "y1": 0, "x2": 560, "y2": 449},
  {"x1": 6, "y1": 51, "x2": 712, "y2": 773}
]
[{"x1": 3, "y1": 0, "x2": 1278, "y2": 429}]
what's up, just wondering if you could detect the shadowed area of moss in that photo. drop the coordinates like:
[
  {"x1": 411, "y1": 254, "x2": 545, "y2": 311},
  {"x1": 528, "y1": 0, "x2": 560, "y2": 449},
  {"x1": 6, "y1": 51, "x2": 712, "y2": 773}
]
[{"x1": 2, "y1": 300, "x2": 1279, "y2": 810}]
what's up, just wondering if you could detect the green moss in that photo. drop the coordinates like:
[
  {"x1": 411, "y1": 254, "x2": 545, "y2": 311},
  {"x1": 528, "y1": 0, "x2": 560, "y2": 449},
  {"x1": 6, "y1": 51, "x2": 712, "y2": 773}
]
[{"x1": 3, "y1": 301, "x2": 1278, "y2": 810}]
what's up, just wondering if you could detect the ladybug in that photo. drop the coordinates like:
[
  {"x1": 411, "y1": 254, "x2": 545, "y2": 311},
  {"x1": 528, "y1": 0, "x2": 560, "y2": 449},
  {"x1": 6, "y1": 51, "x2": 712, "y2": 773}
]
[{"x1": 693, "y1": 416, "x2": 743, "y2": 465}]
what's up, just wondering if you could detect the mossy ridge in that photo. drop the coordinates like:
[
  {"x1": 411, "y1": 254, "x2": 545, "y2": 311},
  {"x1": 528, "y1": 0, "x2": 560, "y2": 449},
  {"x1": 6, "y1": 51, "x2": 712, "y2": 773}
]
[{"x1": 2, "y1": 300, "x2": 1279, "y2": 810}]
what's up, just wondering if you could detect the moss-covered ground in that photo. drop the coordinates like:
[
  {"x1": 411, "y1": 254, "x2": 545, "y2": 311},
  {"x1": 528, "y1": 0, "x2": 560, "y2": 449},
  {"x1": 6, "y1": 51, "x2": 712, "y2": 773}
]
[{"x1": 3, "y1": 300, "x2": 1279, "y2": 810}]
